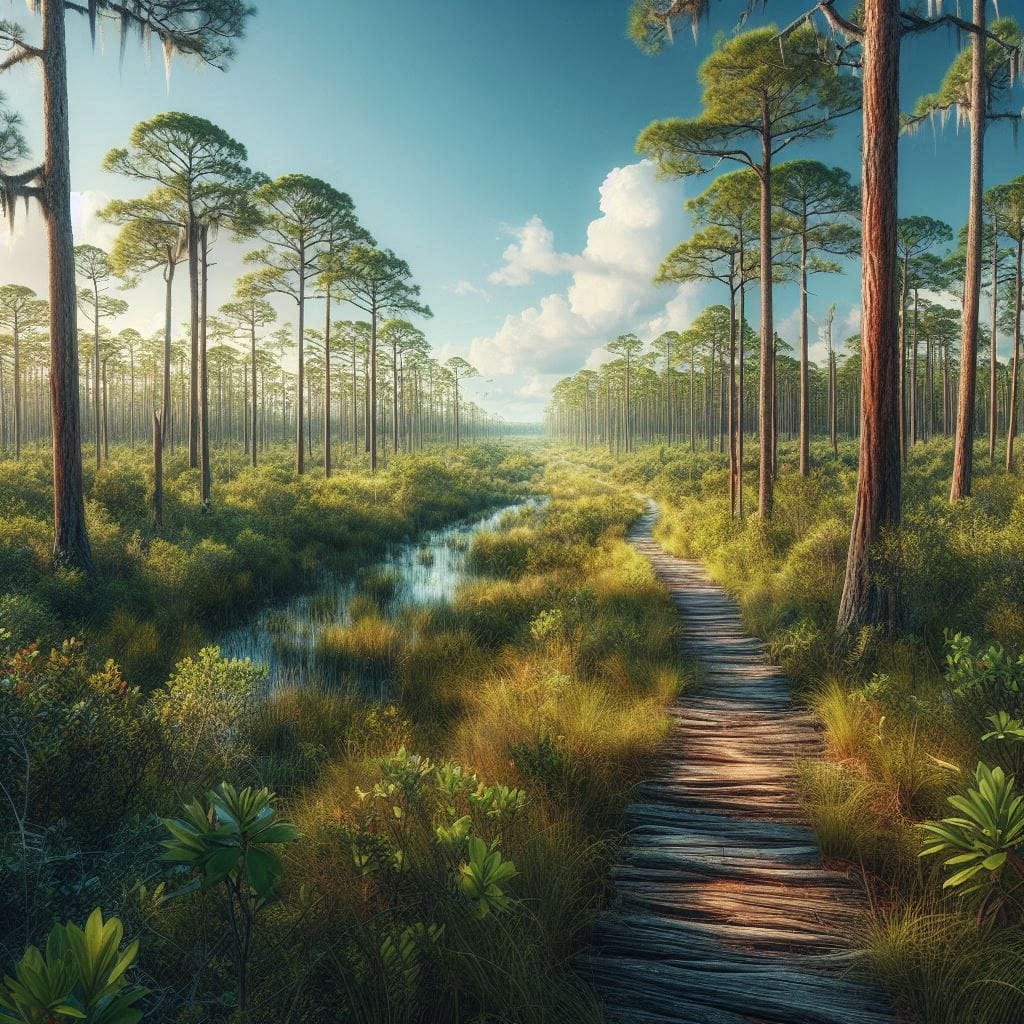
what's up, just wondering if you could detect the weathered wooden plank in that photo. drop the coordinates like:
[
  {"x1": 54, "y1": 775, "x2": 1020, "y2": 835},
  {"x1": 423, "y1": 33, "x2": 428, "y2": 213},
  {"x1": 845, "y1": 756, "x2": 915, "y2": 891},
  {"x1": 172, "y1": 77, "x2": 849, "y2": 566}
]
[{"x1": 581, "y1": 503, "x2": 894, "y2": 1024}]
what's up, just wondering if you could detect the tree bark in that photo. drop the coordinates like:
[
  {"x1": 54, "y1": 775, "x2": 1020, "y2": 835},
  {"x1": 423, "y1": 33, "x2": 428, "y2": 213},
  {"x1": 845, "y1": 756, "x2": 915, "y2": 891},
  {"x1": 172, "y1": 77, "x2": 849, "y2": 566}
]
[
  {"x1": 324, "y1": 289, "x2": 332, "y2": 477},
  {"x1": 12, "y1": 321, "x2": 20, "y2": 459},
  {"x1": 370, "y1": 305, "x2": 378, "y2": 471},
  {"x1": 729, "y1": 282, "x2": 738, "y2": 515},
  {"x1": 92, "y1": 282, "x2": 101, "y2": 468},
  {"x1": 838, "y1": 0, "x2": 901, "y2": 633},
  {"x1": 758, "y1": 102, "x2": 774, "y2": 519},
  {"x1": 1007, "y1": 237, "x2": 1023, "y2": 471},
  {"x1": 153, "y1": 411, "x2": 163, "y2": 528},
  {"x1": 162, "y1": 252, "x2": 175, "y2": 443},
  {"x1": 910, "y1": 290, "x2": 919, "y2": 447},
  {"x1": 392, "y1": 341, "x2": 400, "y2": 455},
  {"x1": 199, "y1": 228, "x2": 212, "y2": 509},
  {"x1": 188, "y1": 214, "x2": 199, "y2": 468},
  {"x1": 42, "y1": 0, "x2": 92, "y2": 571},
  {"x1": 737, "y1": 281, "x2": 746, "y2": 518},
  {"x1": 296, "y1": 239, "x2": 306, "y2": 474},
  {"x1": 990, "y1": 226, "x2": 999, "y2": 462},
  {"x1": 950, "y1": 0, "x2": 986, "y2": 501},
  {"x1": 799, "y1": 226, "x2": 810, "y2": 476},
  {"x1": 898, "y1": 253, "x2": 908, "y2": 464},
  {"x1": 250, "y1": 315, "x2": 258, "y2": 467}
]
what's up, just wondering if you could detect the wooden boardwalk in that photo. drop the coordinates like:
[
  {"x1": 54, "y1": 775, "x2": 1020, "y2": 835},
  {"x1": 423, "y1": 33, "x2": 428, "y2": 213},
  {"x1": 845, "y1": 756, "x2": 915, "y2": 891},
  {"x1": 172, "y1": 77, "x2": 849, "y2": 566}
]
[{"x1": 583, "y1": 504, "x2": 894, "y2": 1024}]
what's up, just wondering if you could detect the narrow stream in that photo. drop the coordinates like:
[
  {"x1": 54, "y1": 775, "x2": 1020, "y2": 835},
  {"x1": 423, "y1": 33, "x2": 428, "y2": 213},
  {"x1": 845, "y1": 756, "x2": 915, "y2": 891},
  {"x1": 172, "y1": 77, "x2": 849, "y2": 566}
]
[{"x1": 218, "y1": 499, "x2": 537, "y2": 694}]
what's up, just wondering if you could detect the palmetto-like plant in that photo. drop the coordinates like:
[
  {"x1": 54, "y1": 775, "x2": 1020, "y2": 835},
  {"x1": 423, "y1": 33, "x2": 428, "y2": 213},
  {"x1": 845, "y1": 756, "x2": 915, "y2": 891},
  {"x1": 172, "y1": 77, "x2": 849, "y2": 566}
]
[
  {"x1": 459, "y1": 836, "x2": 518, "y2": 919},
  {"x1": 161, "y1": 783, "x2": 298, "y2": 1015},
  {"x1": 919, "y1": 762, "x2": 1024, "y2": 925},
  {"x1": 0, "y1": 908, "x2": 146, "y2": 1024}
]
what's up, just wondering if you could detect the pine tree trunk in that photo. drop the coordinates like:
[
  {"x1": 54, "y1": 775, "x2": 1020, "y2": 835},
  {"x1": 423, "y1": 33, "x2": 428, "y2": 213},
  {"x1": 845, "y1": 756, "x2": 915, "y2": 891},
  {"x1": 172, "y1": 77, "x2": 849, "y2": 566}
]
[
  {"x1": 101, "y1": 359, "x2": 108, "y2": 462},
  {"x1": 455, "y1": 376, "x2": 461, "y2": 447},
  {"x1": 250, "y1": 317, "x2": 258, "y2": 467},
  {"x1": 162, "y1": 254, "x2": 175, "y2": 442},
  {"x1": 1006, "y1": 237, "x2": 1022, "y2": 471},
  {"x1": 370, "y1": 307, "x2": 378, "y2": 470},
  {"x1": 758, "y1": 114, "x2": 774, "y2": 519},
  {"x1": 738, "y1": 281, "x2": 746, "y2": 518},
  {"x1": 130, "y1": 349, "x2": 135, "y2": 448},
  {"x1": 729, "y1": 283, "x2": 737, "y2": 515},
  {"x1": 910, "y1": 290, "x2": 919, "y2": 448},
  {"x1": 950, "y1": 0, "x2": 986, "y2": 501},
  {"x1": 199, "y1": 229, "x2": 212, "y2": 509},
  {"x1": 324, "y1": 290, "x2": 332, "y2": 477},
  {"x1": 153, "y1": 411, "x2": 163, "y2": 528},
  {"x1": 42, "y1": 0, "x2": 92, "y2": 570},
  {"x1": 799, "y1": 228, "x2": 810, "y2": 477},
  {"x1": 898, "y1": 254, "x2": 908, "y2": 464},
  {"x1": 92, "y1": 284, "x2": 101, "y2": 468},
  {"x1": 188, "y1": 216, "x2": 199, "y2": 468},
  {"x1": 296, "y1": 240, "x2": 306, "y2": 474},
  {"x1": 829, "y1": 350, "x2": 838, "y2": 456},
  {"x1": 838, "y1": 0, "x2": 902, "y2": 633},
  {"x1": 12, "y1": 322, "x2": 20, "y2": 459},
  {"x1": 351, "y1": 351, "x2": 358, "y2": 455},
  {"x1": 990, "y1": 228, "x2": 999, "y2": 462},
  {"x1": 392, "y1": 342, "x2": 400, "y2": 454}
]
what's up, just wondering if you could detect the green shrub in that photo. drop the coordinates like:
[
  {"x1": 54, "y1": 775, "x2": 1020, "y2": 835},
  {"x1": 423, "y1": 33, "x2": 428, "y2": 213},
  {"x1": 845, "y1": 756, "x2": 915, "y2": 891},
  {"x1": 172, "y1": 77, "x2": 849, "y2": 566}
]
[
  {"x1": 919, "y1": 762, "x2": 1024, "y2": 925},
  {"x1": 0, "y1": 641, "x2": 165, "y2": 838},
  {"x1": 150, "y1": 647, "x2": 265, "y2": 798},
  {"x1": 0, "y1": 908, "x2": 147, "y2": 1024}
]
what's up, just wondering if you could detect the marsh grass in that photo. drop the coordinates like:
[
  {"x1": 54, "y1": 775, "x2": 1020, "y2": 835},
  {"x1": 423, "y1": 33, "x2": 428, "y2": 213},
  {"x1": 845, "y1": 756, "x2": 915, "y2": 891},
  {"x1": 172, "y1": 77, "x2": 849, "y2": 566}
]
[
  {"x1": 95, "y1": 456, "x2": 686, "y2": 1022},
  {"x1": 864, "y1": 905, "x2": 1024, "y2": 1024},
  {"x1": 0, "y1": 444, "x2": 537, "y2": 685}
]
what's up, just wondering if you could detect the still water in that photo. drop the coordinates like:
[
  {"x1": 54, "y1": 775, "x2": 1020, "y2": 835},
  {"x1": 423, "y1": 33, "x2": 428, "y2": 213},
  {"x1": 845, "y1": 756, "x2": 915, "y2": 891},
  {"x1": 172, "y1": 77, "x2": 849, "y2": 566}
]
[{"x1": 218, "y1": 500, "x2": 536, "y2": 693}]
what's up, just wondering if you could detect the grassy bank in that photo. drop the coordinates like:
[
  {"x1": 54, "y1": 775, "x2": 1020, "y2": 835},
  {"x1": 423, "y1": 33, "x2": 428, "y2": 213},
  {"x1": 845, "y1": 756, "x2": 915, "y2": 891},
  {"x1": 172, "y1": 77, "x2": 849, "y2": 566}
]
[
  {"x1": 574, "y1": 436, "x2": 1024, "y2": 1024},
  {"x1": 0, "y1": 444, "x2": 536, "y2": 684},
  {"x1": 0, "y1": 451, "x2": 688, "y2": 1022}
]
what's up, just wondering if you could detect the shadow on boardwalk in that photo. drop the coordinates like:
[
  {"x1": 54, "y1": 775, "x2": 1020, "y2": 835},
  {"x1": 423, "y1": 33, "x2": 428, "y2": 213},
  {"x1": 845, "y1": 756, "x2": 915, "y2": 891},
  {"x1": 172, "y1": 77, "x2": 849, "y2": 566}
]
[{"x1": 583, "y1": 503, "x2": 895, "y2": 1024}]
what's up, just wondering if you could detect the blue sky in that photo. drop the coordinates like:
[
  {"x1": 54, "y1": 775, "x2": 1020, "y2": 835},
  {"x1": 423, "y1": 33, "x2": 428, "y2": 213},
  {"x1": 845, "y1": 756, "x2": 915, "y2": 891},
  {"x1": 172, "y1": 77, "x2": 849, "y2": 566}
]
[{"x1": 0, "y1": 1, "x2": 1020, "y2": 422}]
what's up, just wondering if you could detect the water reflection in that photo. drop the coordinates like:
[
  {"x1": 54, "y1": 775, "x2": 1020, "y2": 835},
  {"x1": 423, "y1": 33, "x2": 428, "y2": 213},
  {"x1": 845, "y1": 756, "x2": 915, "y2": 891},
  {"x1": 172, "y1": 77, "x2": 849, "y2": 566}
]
[{"x1": 218, "y1": 500, "x2": 538, "y2": 694}]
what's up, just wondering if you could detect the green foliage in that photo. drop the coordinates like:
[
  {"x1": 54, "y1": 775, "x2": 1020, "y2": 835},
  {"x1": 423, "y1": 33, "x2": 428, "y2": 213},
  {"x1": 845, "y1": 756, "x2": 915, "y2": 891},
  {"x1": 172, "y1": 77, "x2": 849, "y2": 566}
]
[
  {"x1": 161, "y1": 783, "x2": 298, "y2": 1013},
  {"x1": 161, "y1": 782, "x2": 298, "y2": 899},
  {"x1": 946, "y1": 634, "x2": 1024, "y2": 725},
  {"x1": 459, "y1": 837, "x2": 518, "y2": 918},
  {"x1": 907, "y1": 18, "x2": 1023, "y2": 126},
  {"x1": 637, "y1": 24, "x2": 859, "y2": 177},
  {"x1": 982, "y1": 712, "x2": 1024, "y2": 745},
  {"x1": 151, "y1": 647, "x2": 265, "y2": 796},
  {"x1": 0, "y1": 640, "x2": 165, "y2": 838},
  {"x1": 0, "y1": 909, "x2": 145, "y2": 1024},
  {"x1": 0, "y1": 451, "x2": 681, "y2": 1023},
  {"x1": 0, "y1": 446, "x2": 536, "y2": 687},
  {"x1": 919, "y1": 763, "x2": 1024, "y2": 921}
]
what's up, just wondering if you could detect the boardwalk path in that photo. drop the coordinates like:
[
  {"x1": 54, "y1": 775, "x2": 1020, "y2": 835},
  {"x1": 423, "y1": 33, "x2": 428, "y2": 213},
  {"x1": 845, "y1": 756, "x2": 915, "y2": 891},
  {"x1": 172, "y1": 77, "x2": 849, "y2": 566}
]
[{"x1": 584, "y1": 504, "x2": 894, "y2": 1024}]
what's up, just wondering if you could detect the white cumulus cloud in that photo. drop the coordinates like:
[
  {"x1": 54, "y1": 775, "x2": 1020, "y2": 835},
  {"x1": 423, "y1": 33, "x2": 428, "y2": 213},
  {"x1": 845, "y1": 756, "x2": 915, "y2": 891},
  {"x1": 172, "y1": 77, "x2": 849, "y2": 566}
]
[
  {"x1": 471, "y1": 160, "x2": 700, "y2": 414},
  {"x1": 488, "y1": 215, "x2": 576, "y2": 286},
  {"x1": 449, "y1": 279, "x2": 491, "y2": 301}
]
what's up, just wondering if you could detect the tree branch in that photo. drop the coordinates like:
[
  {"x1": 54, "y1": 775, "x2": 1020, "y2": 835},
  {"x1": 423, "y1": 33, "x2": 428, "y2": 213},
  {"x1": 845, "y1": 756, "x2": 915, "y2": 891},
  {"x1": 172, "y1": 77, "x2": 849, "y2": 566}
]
[
  {"x1": 809, "y1": 1, "x2": 863, "y2": 44},
  {"x1": 0, "y1": 43, "x2": 42, "y2": 71},
  {"x1": 900, "y1": 10, "x2": 1023, "y2": 51}
]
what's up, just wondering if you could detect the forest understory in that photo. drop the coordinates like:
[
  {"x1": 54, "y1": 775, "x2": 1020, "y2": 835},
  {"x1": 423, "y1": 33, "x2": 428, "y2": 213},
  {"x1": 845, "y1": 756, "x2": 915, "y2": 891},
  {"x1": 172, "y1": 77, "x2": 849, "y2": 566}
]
[{"x1": 2, "y1": 438, "x2": 1024, "y2": 1023}]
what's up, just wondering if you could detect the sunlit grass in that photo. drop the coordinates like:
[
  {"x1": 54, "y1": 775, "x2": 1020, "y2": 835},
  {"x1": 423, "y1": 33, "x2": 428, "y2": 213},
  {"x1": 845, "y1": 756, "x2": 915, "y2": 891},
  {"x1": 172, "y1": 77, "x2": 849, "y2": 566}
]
[{"x1": 566, "y1": 436, "x2": 1024, "y2": 1024}]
